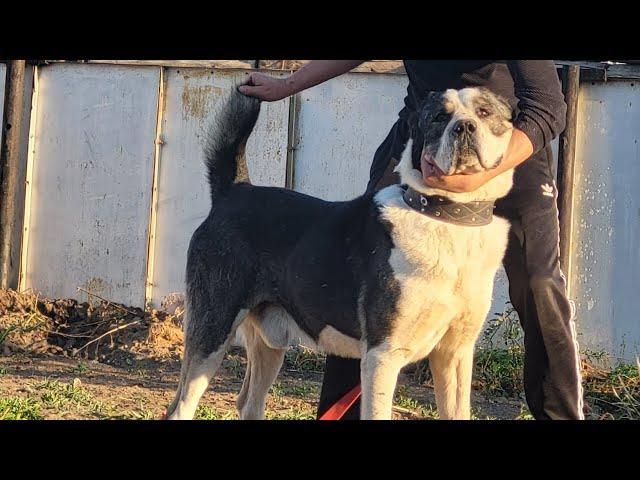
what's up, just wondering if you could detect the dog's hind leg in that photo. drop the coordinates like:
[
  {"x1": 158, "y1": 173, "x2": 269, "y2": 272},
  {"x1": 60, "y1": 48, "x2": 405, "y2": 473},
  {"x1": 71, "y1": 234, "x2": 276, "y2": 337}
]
[
  {"x1": 166, "y1": 300, "x2": 249, "y2": 420},
  {"x1": 236, "y1": 312, "x2": 285, "y2": 420}
]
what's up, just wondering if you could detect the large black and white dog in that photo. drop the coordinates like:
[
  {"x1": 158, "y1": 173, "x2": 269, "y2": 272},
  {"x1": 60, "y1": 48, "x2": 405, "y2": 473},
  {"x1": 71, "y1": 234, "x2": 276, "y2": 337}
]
[{"x1": 166, "y1": 86, "x2": 515, "y2": 420}]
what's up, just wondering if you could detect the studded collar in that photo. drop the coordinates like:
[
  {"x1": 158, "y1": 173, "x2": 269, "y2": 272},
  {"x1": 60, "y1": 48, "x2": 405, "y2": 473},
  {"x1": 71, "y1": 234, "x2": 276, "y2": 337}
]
[{"x1": 401, "y1": 186, "x2": 495, "y2": 226}]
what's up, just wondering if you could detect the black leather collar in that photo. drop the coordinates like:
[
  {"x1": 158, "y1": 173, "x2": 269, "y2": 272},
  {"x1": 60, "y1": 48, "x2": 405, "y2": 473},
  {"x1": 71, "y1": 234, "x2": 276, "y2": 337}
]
[{"x1": 401, "y1": 186, "x2": 495, "y2": 226}]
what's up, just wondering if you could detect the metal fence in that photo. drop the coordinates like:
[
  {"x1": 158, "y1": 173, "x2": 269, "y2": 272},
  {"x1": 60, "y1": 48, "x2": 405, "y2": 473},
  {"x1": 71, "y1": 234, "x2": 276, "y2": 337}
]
[{"x1": 1, "y1": 60, "x2": 638, "y2": 361}]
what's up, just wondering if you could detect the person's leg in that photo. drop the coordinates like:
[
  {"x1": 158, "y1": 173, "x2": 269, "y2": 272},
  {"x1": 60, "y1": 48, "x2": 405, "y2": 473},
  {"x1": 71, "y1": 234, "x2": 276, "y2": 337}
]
[
  {"x1": 501, "y1": 226, "x2": 552, "y2": 418},
  {"x1": 316, "y1": 355, "x2": 362, "y2": 419},
  {"x1": 496, "y1": 148, "x2": 584, "y2": 420}
]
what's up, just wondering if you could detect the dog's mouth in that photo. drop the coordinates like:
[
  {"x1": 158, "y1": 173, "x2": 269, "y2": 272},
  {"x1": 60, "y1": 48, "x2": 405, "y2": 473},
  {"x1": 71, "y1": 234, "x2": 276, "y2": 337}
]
[
  {"x1": 420, "y1": 147, "x2": 484, "y2": 177},
  {"x1": 420, "y1": 150, "x2": 445, "y2": 176},
  {"x1": 453, "y1": 146, "x2": 484, "y2": 175}
]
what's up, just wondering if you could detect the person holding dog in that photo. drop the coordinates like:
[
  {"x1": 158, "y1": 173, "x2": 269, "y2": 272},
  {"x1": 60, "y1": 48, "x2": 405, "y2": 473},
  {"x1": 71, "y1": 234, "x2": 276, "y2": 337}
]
[{"x1": 238, "y1": 60, "x2": 585, "y2": 420}]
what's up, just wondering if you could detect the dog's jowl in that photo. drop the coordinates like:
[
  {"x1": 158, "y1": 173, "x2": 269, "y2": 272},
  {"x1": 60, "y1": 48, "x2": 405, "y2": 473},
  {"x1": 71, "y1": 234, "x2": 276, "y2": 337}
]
[{"x1": 166, "y1": 87, "x2": 515, "y2": 420}]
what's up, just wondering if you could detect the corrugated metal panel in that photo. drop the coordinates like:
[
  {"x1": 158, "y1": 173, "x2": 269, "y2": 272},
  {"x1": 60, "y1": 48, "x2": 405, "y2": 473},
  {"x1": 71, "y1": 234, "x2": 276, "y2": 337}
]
[
  {"x1": 293, "y1": 73, "x2": 408, "y2": 200},
  {"x1": 571, "y1": 82, "x2": 640, "y2": 361},
  {"x1": 22, "y1": 63, "x2": 160, "y2": 306},
  {"x1": 148, "y1": 69, "x2": 290, "y2": 307}
]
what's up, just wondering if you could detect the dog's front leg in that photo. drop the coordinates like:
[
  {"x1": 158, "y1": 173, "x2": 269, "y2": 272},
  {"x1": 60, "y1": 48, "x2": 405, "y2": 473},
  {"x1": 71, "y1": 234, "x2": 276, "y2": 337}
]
[
  {"x1": 360, "y1": 345, "x2": 406, "y2": 420},
  {"x1": 429, "y1": 343, "x2": 475, "y2": 419}
]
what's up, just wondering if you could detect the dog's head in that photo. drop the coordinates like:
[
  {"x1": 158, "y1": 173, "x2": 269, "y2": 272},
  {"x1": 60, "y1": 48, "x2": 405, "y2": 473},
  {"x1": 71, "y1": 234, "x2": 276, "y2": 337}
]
[{"x1": 399, "y1": 87, "x2": 515, "y2": 202}]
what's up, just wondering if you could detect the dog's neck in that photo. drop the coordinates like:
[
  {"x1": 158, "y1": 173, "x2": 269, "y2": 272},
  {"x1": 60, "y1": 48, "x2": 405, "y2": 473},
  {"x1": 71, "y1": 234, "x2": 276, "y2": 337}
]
[{"x1": 401, "y1": 187, "x2": 495, "y2": 226}]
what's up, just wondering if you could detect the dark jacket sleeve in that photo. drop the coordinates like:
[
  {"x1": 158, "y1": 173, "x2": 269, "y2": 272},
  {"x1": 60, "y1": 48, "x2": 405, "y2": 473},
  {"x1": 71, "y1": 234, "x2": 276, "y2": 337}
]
[{"x1": 507, "y1": 60, "x2": 567, "y2": 155}]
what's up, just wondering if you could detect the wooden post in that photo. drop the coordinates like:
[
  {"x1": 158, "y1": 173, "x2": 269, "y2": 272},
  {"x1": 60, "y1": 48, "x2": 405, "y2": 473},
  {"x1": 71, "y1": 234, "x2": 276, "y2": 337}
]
[
  {"x1": 557, "y1": 64, "x2": 581, "y2": 292},
  {"x1": 0, "y1": 60, "x2": 27, "y2": 289}
]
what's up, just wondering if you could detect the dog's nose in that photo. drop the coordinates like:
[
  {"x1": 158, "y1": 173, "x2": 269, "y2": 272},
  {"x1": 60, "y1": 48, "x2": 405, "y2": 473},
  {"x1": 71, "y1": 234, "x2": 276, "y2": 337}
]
[{"x1": 452, "y1": 120, "x2": 477, "y2": 136}]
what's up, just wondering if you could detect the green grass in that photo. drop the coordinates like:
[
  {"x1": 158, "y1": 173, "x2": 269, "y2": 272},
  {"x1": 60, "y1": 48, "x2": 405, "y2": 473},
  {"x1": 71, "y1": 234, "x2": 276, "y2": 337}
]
[
  {"x1": 0, "y1": 397, "x2": 44, "y2": 420},
  {"x1": 122, "y1": 409, "x2": 156, "y2": 420},
  {"x1": 284, "y1": 346, "x2": 325, "y2": 374},
  {"x1": 608, "y1": 363, "x2": 639, "y2": 382},
  {"x1": 68, "y1": 362, "x2": 88, "y2": 376},
  {"x1": 515, "y1": 404, "x2": 535, "y2": 420},
  {"x1": 283, "y1": 382, "x2": 319, "y2": 398},
  {"x1": 37, "y1": 379, "x2": 94, "y2": 407},
  {"x1": 223, "y1": 352, "x2": 247, "y2": 378},
  {"x1": 394, "y1": 386, "x2": 439, "y2": 419},
  {"x1": 0, "y1": 366, "x2": 7, "y2": 375},
  {"x1": 584, "y1": 358, "x2": 639, "y2": 420},
  {"x1": 265, "y1": 407, "x2": 315, "y2": 420},
  {"x1": 269, "y1": 382, "x2": 285, "y2": 399},
  {"x1": 34, "y1": 378, "x2": 116, "y2": 418},
  {"x1": 195, "y1": 405, "x2": 237, "y2": 420},
  {"x1": 474, "y1": 347, "x2": 524, "y2": 396}
]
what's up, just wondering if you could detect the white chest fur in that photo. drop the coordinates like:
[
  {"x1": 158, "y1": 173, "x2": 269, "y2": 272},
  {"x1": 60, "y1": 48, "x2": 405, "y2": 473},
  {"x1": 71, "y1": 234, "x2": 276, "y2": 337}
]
[{"x1": 374, "y1": 185, "x2": 510, "y2": 358}]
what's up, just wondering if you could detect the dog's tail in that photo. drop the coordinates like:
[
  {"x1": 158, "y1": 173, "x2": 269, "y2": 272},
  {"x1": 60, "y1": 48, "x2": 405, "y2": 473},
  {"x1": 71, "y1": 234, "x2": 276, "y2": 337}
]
[{"x1": 204, "y1": 88, "x2": 261, "y2": 202}]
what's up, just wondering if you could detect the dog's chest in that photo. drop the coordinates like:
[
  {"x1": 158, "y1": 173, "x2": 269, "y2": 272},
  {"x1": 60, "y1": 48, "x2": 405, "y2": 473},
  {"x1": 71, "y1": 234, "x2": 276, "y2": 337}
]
[{"x1": 378, "y1": 198, "x2": 510, "y2": 338}]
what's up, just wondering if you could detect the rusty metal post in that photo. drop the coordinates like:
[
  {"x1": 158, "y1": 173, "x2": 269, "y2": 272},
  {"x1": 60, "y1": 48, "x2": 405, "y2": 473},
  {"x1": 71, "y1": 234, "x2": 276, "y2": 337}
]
[
  {"x1": 557, "y1": 64, "x2": 580, "y2": 290},
  {"x1": 0, "y1": 60, "x2": 27, "y2": 289}
]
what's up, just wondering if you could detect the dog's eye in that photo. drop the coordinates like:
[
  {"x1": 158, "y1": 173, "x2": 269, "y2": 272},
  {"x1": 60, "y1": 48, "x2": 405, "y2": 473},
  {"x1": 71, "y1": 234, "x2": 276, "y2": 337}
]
[
  {"x1": 433, "y1": 112, "x2": 449, "y2": 122},
  {"x1": 477, "y1": 108, "x2": 491, "y2": 118}
]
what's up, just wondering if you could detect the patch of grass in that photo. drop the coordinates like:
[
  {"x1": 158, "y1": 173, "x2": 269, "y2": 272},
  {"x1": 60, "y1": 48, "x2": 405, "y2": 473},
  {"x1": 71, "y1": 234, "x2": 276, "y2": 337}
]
[
  {"x1": 608, "y1": 363, "x2": 639, "y2": 382},
  {"x1": 582, "y1": 348, "x2": 609, "y2": 365},
  {"x1": 284, "y1": 346, "x2": 325, "y2": 374},
  {"x1": 68, "y1": 362, "x2": 88, "y2": 376},
  {"x1": 394, "y1": 388, "x2": 439, "y2": 419},
  {"x1": 123, "y1": 409, "x2": 156, "y2": 420},
  {"x1": 282, "y1": 382, "x2": 319, "y2": 398},
  {"x1": 195, "y1": 405, "x2": 236, "y2": 420},
  {"x1": 37, "y1": 379, "x2": 94, "y2": 408},
  {"x1": 0, "y1": 397, "x2": 44, "y2": 420},
  {"x1": 31, "y1": 378, "x2": 115, "y2": 418},
  {"x1": 270, "y1": 381, "x2": 285, "y2": 399},
  {"x1": 473, "y1": 303, "x2": 525, "y2": 396},
  {"x1": 265, "y1": 407, "x2": 315, "y2": 420},
  {"x1": 0, "y1": 366, "x2": 7, "y2": 375},
  {"x1": 583, "y1": 357, "x2": 640, "y2": 420},
  {"x1": 223, "y1": 352, "x2": 247, "y2": 379},
  {"x1": 481, "y1": 303, "x2": 523, "y2": 349},
  {"x1": 515, "y1": 404, "x2": 534, "y2": 420},
  {"x1": 474, "y1": 347, "x2": 524, "y2": 396}
]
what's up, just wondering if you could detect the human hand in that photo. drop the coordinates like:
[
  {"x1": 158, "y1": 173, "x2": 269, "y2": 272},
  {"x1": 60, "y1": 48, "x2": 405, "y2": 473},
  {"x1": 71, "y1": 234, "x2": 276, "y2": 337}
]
[{"x1": 237, "y1": 73, "x2": 291, "y2": 102}]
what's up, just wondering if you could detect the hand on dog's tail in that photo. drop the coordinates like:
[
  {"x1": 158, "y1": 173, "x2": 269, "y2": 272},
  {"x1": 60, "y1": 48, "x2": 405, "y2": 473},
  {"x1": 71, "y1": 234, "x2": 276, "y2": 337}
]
[{"x1": 205, "y1": 87, "x2": 261, "y2": 202}]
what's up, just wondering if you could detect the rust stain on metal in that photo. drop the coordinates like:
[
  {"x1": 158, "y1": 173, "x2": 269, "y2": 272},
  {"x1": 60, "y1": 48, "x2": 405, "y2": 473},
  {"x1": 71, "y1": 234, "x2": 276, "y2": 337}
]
[{"x1": 181, "y1": 84, "x2": 221, "y2": 120}]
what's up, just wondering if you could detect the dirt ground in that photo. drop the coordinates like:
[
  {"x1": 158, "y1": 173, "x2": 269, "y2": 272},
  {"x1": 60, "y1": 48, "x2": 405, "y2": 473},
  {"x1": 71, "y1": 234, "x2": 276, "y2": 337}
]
[
  {"x1": 0, "y1": 288, "x2": 561, "y2": 420},
  {"x1": 0, "y1": 351, "x2": 526, "y2": 420}
]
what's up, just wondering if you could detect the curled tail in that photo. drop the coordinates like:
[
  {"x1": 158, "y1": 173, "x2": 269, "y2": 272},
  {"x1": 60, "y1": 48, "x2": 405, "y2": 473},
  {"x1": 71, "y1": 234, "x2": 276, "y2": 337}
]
[{"x1": 204, "y1": 89, "x2": 261, "y2": 202}]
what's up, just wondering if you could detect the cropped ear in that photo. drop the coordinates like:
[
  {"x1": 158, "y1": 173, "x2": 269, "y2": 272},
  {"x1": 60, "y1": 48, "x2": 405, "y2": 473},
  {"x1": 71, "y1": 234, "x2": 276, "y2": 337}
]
[
  {"x1": 404, "y1": 111, "x2": 416, "y2": 139},
  {"x1": 411, "y1": 134, "x2": 423, "y2": 171},
  {"x1": 401, "y1": 111, "x2": 422, "y2": 171}
]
